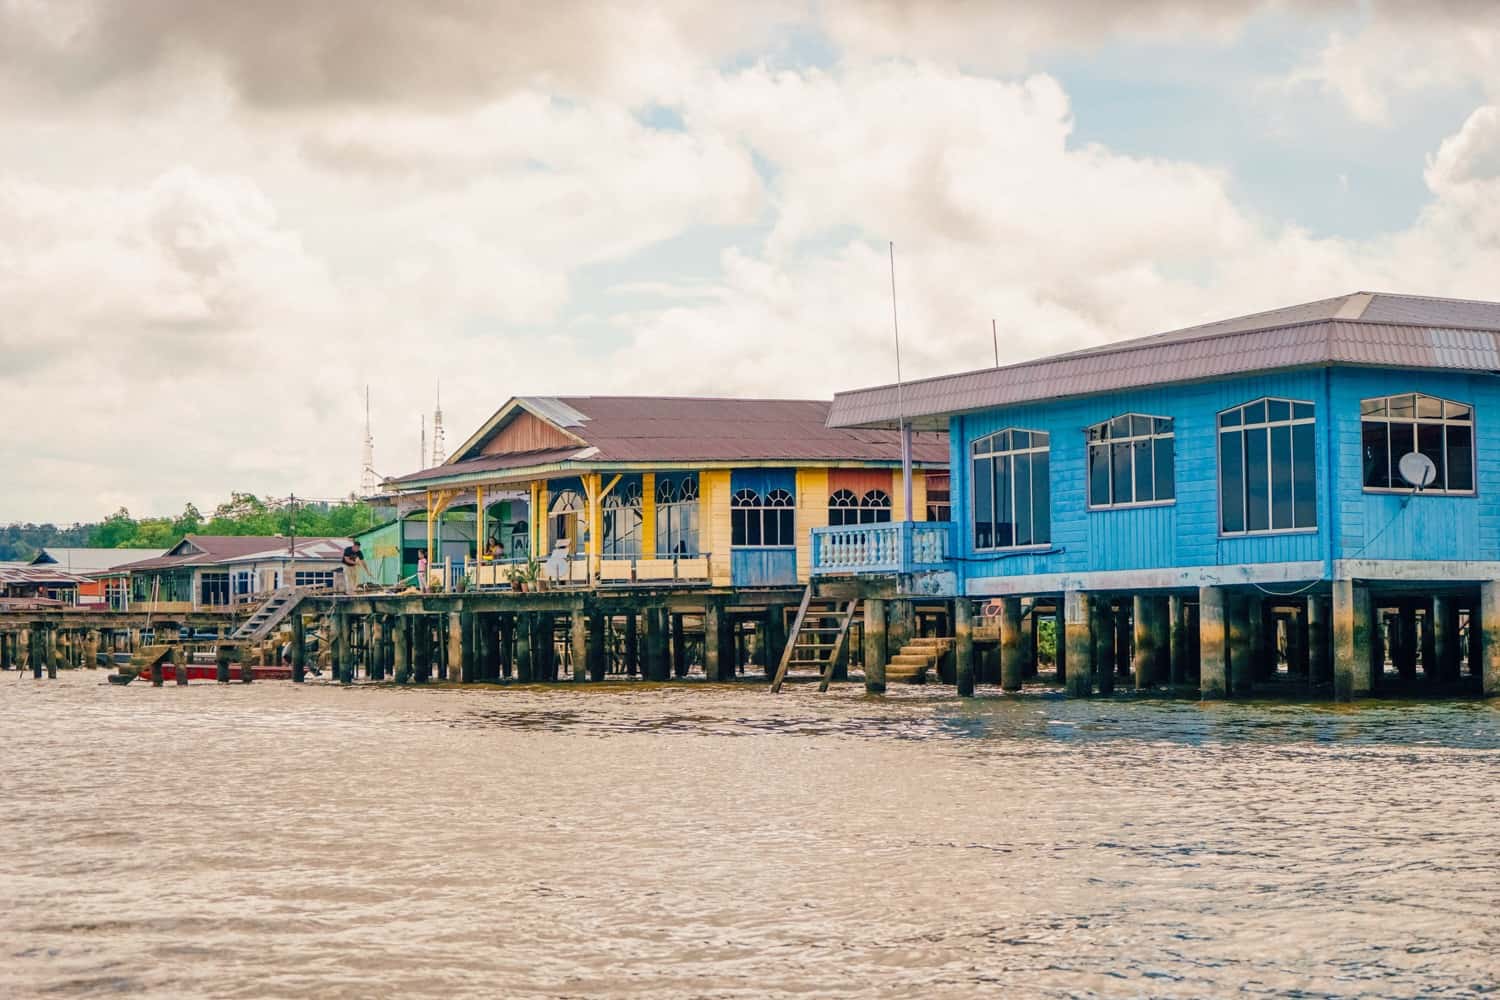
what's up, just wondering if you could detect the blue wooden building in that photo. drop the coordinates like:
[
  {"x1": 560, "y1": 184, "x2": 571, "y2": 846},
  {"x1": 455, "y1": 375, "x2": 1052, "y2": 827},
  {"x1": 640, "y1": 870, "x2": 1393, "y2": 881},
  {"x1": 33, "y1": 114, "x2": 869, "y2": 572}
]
[{"x1": 819, "y1": 292, "x2": 1500, "y2": 700}]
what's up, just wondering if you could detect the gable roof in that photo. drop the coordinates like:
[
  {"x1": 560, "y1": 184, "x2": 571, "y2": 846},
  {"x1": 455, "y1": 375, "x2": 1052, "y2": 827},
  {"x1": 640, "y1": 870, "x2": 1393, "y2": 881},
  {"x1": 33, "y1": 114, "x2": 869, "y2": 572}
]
[
  {"x1": 29, "y1": 547, "x2": 165, "y2": 574},
  {"x1": 390, "y1": 396, "x2": 949, "y2": 489},
  {"x1": 827, "y1": 291, "x2": 1500, "y2": 430},
  {"x1": 111, "y1": 535, "x2": 350, "y2": 573}
]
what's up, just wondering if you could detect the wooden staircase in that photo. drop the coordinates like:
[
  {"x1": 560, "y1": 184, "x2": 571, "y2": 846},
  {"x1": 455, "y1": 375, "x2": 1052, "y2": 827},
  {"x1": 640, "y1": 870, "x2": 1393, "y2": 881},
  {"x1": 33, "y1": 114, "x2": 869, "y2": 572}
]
[
  {"x1": 229, "y1": 587, "x2": 305, "y2": 643},
  {"x1": 770, "y1": 586, "x2": 860, "y2": 693},
  {"x1": 887, "y1": 636, "x2": 953, "y2": 684}
]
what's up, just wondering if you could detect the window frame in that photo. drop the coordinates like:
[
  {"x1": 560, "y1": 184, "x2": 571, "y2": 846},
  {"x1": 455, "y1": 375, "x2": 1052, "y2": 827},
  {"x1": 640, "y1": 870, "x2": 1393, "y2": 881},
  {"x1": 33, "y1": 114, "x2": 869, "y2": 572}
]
[
  {"x1": 1085, "y1": 413, "x2": 1176, "y2": 510},
  {"x1": 970, "y1": 427, "x2": 1052, "y2": 552},
  {"x1": 1216, "y1": 397, "x2": 1318, "y2": 537},
  {"x1": 655, "y1": 474, "x2": 701, "y2": 556},
  {"x1": 601, "y1": 482, "x2": 644, "y2": 557},
  {"x1": 1359, "y1": 393, "x2": 1476, "y2": 496},
  {"x1": 731, "y1": 486, "x2": 796, "y2": 548}
]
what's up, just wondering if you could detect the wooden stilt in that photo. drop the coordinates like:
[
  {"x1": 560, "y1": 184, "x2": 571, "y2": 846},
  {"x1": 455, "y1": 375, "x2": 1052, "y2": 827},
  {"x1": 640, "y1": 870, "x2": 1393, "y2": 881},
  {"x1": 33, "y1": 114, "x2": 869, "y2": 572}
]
[
  {"x1": 1481, "y1": 581, "x2": 1500, "y2": 697},
  {"x1": 500, "y1": 614, "x2": 514, "y2": 680},
  {"x1": 1092, "y1": 597, "x2": 1114, "y2": 695},
  {"x1": 1227, "y1": 594, "x2": 1252, "y2": 696},
  {"x1": 703, "y1": 601, "x2": 723, "y2": 682},
  {"x1": 863, "y1": 598, "x2": 886, "y2": 694},
  {"x1": 1432, "y1": 596, "x2": 1458, "y2": 683},
  {"x1": 516, "y1": 613, "x2": 534, "y2": 682},
  {"x1": 571, "y1": 602, "x2": 589, "y2": 683},
  {"x1": 1020, "y1": 598, "x2": 1037, "y2": 678},
  {"x1": 1168, "y1": 595, "x2": 1187, "y2": 687},
  {"x1": 1063, "y1": 591, "x2": 1092, "y2": 697},
  {"x1": 1198, "y1": 586, "x2": 1227, "y2": 699},
  {"x1": 216, "y1": 643, "x2": 231, "y2": 683},
  {"x1": 588, "y1": 612, "x2": 606, "y2": 681},
  {"x1": 954, "y1": 597, "x2": 975, "y2": 698},
  {"x1": 671, "y1": 613, "x2": 688, "y2": 678},
  {"x1": 624, "y1": 614, "x2": 639, "y2": 677},
  {"x1": 1001, "y1": 596, "x2": 1024, "y2": 692}
]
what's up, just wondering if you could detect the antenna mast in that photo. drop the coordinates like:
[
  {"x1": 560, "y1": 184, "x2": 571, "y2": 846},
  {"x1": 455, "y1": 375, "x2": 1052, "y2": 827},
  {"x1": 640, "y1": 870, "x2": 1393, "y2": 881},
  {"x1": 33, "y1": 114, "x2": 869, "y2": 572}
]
[
  {"x1": 889, "y1": 242, "x2": 913, "y2": 523},
  {"x1": 431, "y1": 381, "x2": 447, "y2": 465},
  {"x1": 360, "y1": 385, "x2": 378, "y2": 496}
]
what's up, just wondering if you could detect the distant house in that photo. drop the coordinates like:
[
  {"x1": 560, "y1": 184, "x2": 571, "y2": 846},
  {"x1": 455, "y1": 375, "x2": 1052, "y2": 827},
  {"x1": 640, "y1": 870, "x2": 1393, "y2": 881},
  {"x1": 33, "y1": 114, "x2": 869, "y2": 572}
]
[
  {"x1": 0, "y1": 563, "x2": 91, "y2": 605},
  {"x1": 28, "y1": 547, "x2": 165, "y2": 607},
  {"x1": 383, "y1": 396, "x2": 949, "y2": 589},
  {"x1": 107, "y1": 535, "x2": 350, "y2": 612}
]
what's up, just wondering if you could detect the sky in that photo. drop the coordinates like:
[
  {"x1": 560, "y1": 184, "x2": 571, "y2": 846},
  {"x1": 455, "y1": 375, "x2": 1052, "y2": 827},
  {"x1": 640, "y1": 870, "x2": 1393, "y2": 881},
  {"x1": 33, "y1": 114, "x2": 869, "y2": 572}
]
[{"x1": 4, "y1": 0, "x2": 1500, "y2": 523}]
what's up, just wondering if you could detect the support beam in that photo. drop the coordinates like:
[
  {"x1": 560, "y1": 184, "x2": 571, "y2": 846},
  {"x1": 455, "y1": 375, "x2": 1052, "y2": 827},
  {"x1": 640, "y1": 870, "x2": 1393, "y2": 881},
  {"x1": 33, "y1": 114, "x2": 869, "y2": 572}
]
[
  {"x1": 1198, "y1": 586, "x2": 1227, "y2": 699},
  {"x1": 291, "y1": 613, "x2": 306, "y2": 683},
  {"x1": 703, "y1": 601, "x2": 723, "y2": 682},
  {"x1": 1020, "y1": 598, "x2": 1037, "y2": 678},
  {"x1": 1133, "y1": 596, "x2": 1158, "y2": 689},
  {"x1": 1432, "y1": 596, "x2": 1458, "y2": 683},
  {"x1": 392, "y1": 616, "x2": 409, "y2": 684},
  {"x1": 1307, "y1": 596, "x2": 1330, "y2": 686},
  {"x1": 1000, "y1": 596, "x2": 1024, "y2": 693},
  {"x1": 1481, "y1": 581, "x2": 1500, "y2": 697},
  {"x1": 516, "y1": 613, "x2": 534, "y2": 683},
  {"x1": 570, "y1": 603, "x2": 589, "y2": 682},
  {"x1": 447, "y1": 612, "x2": 463, "y2": 683},
  {"x1": 1092, "y1": 598, "x2": 1114, "y2": 695},
  {"x1": 1332, "y1": 579, "x2": 1373, "y2": 701},
  {"x1": 624, "y1": 614, "x2": 639, "y2": 678},
  {"x1": 1227, "y1": 594, "x2": 1252, "y2": 696},
  {"x1": 1168, "y1": 595, "x2": 1187, "y2": 687},
  {"x1": 764, "y1": 606, "x2": 787, "y2": 680},
  {"x1": 954, "y1": 598, "x2": 975, "y2": 698},
  {"x1": 863, "y1": 598, "x2": 887, "y2": 694},
  {"x1": 672, "y1": 613, "x2": 688, "y2": 678},
  {"x1": 1063, "y1": 591, "x2": 1092, "y2": 697},
  {"x1": 588, "y1": 613, "x2": 606, "y2": 682}
]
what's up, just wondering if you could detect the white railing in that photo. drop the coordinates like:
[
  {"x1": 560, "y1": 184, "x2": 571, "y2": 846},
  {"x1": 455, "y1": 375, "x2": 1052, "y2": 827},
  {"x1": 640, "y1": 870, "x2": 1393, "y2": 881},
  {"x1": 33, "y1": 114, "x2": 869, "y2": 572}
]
[{"x1": 811, "y1": 522, "x2": 952, "y2": 577}]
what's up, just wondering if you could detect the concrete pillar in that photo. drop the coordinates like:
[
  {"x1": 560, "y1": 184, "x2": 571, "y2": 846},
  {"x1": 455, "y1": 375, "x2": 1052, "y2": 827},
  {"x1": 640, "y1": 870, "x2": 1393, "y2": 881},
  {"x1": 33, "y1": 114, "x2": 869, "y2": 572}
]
[
  {"x1": 1468, "y1": 604, "x2": 1482, "y2": 680},
  {"x1": 672, "y1": 613, "x2": 688, "y2": 678},
  {"x1": 1000, "y1": 596, "x2": 1023, "y2": 693},
  {"x1": 1063, "y1": 591, "x2": 1092, "y2": 697},
  {"x1": 587, "y1": 613, "x2": 606, "y2": 681},
  {"x1": 1198, "y1": 586, "x2": 1227, "y2": 699},
  {"x1": 1307, "y1": 596, "x2": 1330, "y2": 686},
  {"x1": 1168, "y1": 595, "x2": 1187, "y2": 686},
  {"x1": 887, "y1": 600, "x2": 915, "y2": 661},
  {"x1": 1052, "y1": 603, "x2": 1065, "y2": 684},
  {"x1": 571, "y1": 603, "x2": 589, "y2": 683},
  {"x1": 1432, "y1": 596, "x2": 1458, "y2": 683},
  {"x1": 1332, "y1": 580, "x2": 1373, "y2": 701},
  {"x1": 703, "y1": 602, "x2": 723, "y2": 682},
  {"x1": 500, "y1": 615, "x2": 514, "y2": 680},
  {"x1": 45, "y1": 627, "x2": 58, "y2": 679},
  {"x1": 1227, "y1": 594, "x2": 1253, "y2": 696},
  {"x1": 1092, "y1": 598, "x2": 1114, "y2": 695},
  {"x1": 1020, "y1": 598, "x2": 1037, "y2": 678},
  {"x1": 764, "y1": 606, "x2": 787, "y2": 678},
  {"x1": 1481, "y1": 581, "x2": 1500, "y2": 697},
  {"x1": 954, "y1": 598, "x2": 975, "y2": 698},
  {"x1": 1419, "y1": 603, "x2": 1436, "y2": 683},
  {"x1": 515, "y1": 613, "x2": 534, "y2": 682},
  {"x1": 862, "y1": 598, "x2": 887, "y2": 694}
]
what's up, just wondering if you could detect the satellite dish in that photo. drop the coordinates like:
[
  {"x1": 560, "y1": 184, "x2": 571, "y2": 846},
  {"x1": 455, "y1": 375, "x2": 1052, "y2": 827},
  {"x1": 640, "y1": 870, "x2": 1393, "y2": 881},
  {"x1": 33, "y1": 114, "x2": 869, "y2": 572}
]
[{"x1": 1397, "y1": 452, "x2": 1437, "y2": 490}]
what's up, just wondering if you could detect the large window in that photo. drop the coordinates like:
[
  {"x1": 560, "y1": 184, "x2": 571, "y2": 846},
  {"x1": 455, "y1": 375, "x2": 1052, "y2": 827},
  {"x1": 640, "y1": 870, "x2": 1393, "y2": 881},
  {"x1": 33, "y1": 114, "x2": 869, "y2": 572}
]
[
  {"x1": 294, "y1": 570, "x2": 335, "y2": 589},
  {"x1": 601, "y1": 482, "x2": 643, "y2": 557},
  {"x1": 829, "y1": 488, "x2": 892, "y2": 526},
  {"x1": 1360, "y1": 393, "x2": 1474, "y2": 493},
  {"x1": 1087, "y1": 414, "x2": 1174, "y2": 507},
  {"x1": 925, "y1": 473, "x2": 951, "y2": 522},
  {"x1": 1218, "y1": 398, "x2": 1316, "y2": 534},
  {"x1": 548, "y1": 489, "x2": 585, "y2": 549},
  {"x1": 732, "y1": 488, "x2": 795, "y2": 546},
  {"x1": 972, "y1": 429, "x2": 1050, "y2": 550},
  {"x1": 656, "y1": 475, "x2": 700, "y2": 555}
]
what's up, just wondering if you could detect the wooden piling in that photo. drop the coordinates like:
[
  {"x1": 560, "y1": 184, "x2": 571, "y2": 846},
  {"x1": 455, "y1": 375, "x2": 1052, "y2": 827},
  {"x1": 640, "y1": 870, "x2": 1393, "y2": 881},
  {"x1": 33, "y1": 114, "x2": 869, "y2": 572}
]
[
  {"x1": 1307, "y1": 596, "x2": 1330, "y2": 685},
  {"x1": 1132, "y1": 596, "x2": 1156, "y2": 689},
  {"x1": 624, "y1": 614, "x2": 639, "y2": 678},
  {"x1": 672, "y1": 614, "x2": 688, "y2": 678},
  {"x1": 1063, "y1": 591, "x2": 1092, "y2": 697},
  {"x1": 1198, "y1": 586, "x2": 1227, "y2": 699},
  {"x1": 704, "y1": 601, "x2": 724, "y2": 682},
  {"x1": 515, "y1": 613, "x2": 534, "y2": 682},
  {"x1": 995, "y1": 596, "x2": 1022, "y2": 693},
  {"x1": 45, "y1": 626, "x2": 58, "y2": 679},
  {"x1": 1227, "y1": 594, "x2": 1252, "y2": 696},
  {"x1": 1020, "y1": 598, "x2": 1037, "y2": 678},
  {"x1": 954, "y1": 598, "x2": 975, "y2": 697},
  {"x1": 1092, "y1": 598, "x2": 1114, "y2": 695},
  {"x1": 216, "y1": 644, "x2": 231, "y2": 683},
  {"x1": 500, "y1": 615, "x2": 515, "y2": 680},
  {"x1": 1168, "y1": 595, "x2": 1187, "y2": 686},
  {"x1": 1397, "y1": 605, "x2": 1418, "y2": 682},
  {"x1": 1481, "y1": 581, "x2": 1500, "y2": 697},
  {"x1": 571, "y1": 602, "x2": 589, "y2": 683},
  {"x1": 1432, "y1": 596, "x2": 1458, "y2": 683},
  {"x1": 764, "y1": 607, "x2": 787, "y2": 679},
  {"x1": 445, "y1": 612, "x2": 462, "y2": 683},
  {"x1": 644, "y1": 607, "x2": 669, "y2": 682},
  {"x1": 588, "y1": 612, "x2": 606, "y2": 681},
  {"x1": 862, "y1": 597, "x2": 887, "y2": 694}
]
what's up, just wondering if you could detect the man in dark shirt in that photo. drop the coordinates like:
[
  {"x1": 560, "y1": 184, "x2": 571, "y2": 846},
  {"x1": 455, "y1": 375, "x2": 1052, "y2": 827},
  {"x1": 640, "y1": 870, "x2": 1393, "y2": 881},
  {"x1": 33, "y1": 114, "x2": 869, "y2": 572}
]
[{"x1": 341, "y1": 540, "x2": 366, "y2": 594}]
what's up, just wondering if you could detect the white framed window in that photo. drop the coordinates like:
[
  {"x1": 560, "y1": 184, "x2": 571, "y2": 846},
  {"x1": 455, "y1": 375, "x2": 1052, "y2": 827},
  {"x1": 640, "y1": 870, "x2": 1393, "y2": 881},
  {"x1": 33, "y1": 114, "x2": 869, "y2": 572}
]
[
  {"x1": 1218, "y1": 398, "x2": 1316, "y2": 534},
  {"x1": 602, "y1": 482, "x2": 643, "y2": 557},
  {"x1": 1087, "y1": 414, "x2": 1174, "y2": 508},
  {"x1": 655, "y1": 475, "x2": 700, "y2": 556},
  {"x1": 732, "y1": 488, "x2": 795, "y2": 546},
  {"x1": 1360, "y1": 393, "x2": 1475, "y2": 494},
  {"x1": 294, "y1": 570, "x2": 335, "y2": 589},
  {"x1": 972, "y1": 429, "x2": 1050, "y2": 550},
  {"x1": 828, "y1": 488, "x2": 892, "y2": 526}
]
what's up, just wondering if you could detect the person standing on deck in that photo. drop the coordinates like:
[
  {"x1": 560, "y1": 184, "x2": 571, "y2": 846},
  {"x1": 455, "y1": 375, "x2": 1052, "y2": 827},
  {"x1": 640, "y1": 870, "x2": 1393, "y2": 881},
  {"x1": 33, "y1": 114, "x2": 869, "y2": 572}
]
[{"x1": 341, "y1": 540, "x2": 366, "y2": 594}]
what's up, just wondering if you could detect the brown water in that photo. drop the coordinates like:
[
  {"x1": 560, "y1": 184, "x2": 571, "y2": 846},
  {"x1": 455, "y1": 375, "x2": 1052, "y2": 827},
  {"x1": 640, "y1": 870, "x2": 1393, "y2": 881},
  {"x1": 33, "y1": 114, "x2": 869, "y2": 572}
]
[{"x1": 3, "y1": 673, "x2": 1498, "y2": 999}]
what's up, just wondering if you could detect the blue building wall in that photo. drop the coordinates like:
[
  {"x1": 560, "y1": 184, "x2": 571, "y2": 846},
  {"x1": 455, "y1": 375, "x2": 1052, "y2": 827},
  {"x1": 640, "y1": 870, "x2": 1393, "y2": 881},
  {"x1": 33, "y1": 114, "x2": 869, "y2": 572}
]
[{"x1": 948, "y1": 366, "x2": 1500, "y2": 590}]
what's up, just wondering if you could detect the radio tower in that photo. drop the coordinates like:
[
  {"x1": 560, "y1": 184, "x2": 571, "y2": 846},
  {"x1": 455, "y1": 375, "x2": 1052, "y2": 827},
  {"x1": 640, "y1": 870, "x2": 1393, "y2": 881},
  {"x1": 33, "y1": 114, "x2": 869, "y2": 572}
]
[
  {"x1": 431, "y1": 382, "x2": 447, "y2": 465},
  {"x1": 360, "y1": 385, "x2": 378, "y2": 496}
]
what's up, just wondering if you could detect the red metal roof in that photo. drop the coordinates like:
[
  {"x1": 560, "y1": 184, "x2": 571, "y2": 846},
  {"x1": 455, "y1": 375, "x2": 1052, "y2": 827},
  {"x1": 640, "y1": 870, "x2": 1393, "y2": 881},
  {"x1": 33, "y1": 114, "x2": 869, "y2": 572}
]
[
  {"x1": 828, "y1": 292, "x2": 1500, "y2": 429},
  {"x1": 390, "y1": 397, "x2": 949, "y2": 489}
]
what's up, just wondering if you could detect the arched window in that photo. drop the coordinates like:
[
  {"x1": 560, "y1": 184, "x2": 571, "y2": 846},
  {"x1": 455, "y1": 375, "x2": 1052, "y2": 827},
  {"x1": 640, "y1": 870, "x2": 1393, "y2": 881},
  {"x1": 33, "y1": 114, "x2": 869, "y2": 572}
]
[
  {"x1": 602, "y1": 482, "x2": 643, "y2": 557},
  {"x1": 1218, "y1": 398, "x2": 1316, "y2": 533},
  {"x1": 1087, "y1": 414, "x2": 1174, "y2": 508},
  {"x1": 1361, "y1": 393, "x2": 1474, "y2": 494},
  {"x1": 732, "y1": 487, "x2": 796, "y2": 546},
  {"x1": 859, "y1": 489, "x2": 892, "y2": 524},
  {"x1": 828, "y1": 489, "x2": 860, "y2": 526},
  {"x1": 972, "y1": 429, "x2": 1050, "y2": 550},
  {"x1": 655, "y1": 474, "x2": 700, "y2": 555}
]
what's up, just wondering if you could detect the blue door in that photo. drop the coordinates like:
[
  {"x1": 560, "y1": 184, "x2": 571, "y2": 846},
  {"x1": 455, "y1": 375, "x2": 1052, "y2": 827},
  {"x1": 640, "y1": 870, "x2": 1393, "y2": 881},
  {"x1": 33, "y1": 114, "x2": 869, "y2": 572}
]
[{"x1": 730, "y1": 469, "x2": 798, "y2": 586}]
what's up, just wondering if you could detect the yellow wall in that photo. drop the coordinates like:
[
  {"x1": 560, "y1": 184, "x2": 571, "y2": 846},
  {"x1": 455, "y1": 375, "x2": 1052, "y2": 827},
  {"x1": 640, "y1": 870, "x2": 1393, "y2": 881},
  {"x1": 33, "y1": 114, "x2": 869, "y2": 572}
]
[
  {"x1": 700, "y1": 469, "x2": 733, "y2": 586},
  {"x1": 891, "y1": 469, "x2": 930, "y2": 522},
  {"x1": 795, "y1": 468, "x2": 829, "y2": 583},
  {"x1": 640, "y1": 472, "x2": 656, "y2": 557}
]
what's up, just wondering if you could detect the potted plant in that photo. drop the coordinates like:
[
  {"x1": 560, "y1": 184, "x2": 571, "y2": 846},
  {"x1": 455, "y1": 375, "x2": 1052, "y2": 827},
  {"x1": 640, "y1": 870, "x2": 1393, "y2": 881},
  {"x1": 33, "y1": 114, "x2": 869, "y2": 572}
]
[
  {"x1": 507, "y1": 563, "x2": 527, "y2": 593},
  {"x1": 527, "y1": 557, "x2": 546, "y2": 592}
]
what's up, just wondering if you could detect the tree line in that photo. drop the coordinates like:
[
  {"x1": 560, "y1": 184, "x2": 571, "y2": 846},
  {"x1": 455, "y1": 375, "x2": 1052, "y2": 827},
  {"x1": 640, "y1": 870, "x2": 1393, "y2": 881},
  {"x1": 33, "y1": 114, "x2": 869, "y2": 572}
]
[{"x1": 1, "y1": 493, "x2": 382, "y2": 562}]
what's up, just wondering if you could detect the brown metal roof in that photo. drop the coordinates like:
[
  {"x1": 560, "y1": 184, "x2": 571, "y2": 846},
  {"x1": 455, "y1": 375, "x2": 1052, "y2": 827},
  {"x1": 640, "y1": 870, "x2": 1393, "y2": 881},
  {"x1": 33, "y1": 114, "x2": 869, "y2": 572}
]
[
  {"x1": 112, "y1": 535, "x2": 350, "y2": 572},
  {"x1": 390, "y1": 397, "x2": 949, "y2": 489},
  {"x1": 827, "y1": 292, "x2": 1500, "y2": 429}
]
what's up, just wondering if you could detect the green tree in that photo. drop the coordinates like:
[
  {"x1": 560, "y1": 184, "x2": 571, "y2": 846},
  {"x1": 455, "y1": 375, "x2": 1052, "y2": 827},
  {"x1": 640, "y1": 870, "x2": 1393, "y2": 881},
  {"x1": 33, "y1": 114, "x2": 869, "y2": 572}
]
[{"x1": 90, "y1": 508, "x2": 137, "y2": 548}]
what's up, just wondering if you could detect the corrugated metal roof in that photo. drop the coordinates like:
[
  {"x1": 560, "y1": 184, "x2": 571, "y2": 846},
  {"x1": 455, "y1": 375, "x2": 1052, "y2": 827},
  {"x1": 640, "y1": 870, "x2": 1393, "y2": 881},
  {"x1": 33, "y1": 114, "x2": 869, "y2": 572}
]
[
  {"x1": 390, "y1": 397, "x2": 949, "y2": 490},
  {"x1": 828, "y1": 292, "x2": 1500, "y2": 429},
  {"x1": 113, "y1": 535, "x2": 350, "y2": 572},
  {"x1": 29, "y1": 547, "x2": 166, "y2": 573}
]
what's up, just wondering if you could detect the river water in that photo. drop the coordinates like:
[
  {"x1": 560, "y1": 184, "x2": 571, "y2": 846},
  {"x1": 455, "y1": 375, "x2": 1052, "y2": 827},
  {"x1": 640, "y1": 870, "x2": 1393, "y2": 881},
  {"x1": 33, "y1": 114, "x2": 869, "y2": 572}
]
[{"x1": 3, "y1": 672, "x2": 1497, "y2": 999}]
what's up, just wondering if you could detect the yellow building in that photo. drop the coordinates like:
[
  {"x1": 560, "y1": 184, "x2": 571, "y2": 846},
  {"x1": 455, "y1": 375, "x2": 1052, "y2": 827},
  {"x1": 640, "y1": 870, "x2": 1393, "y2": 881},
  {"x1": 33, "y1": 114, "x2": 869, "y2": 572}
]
[{"x1": 385, "y1": 396, "x2": 949, "y2": 589}]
